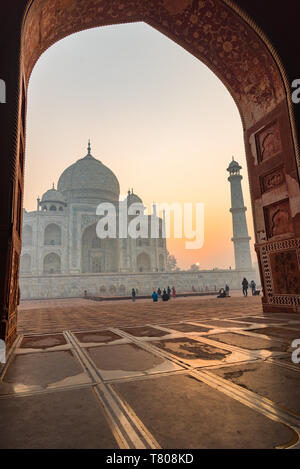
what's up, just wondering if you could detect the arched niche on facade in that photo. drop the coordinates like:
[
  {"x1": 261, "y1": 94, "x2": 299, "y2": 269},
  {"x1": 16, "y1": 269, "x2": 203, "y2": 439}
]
[
  {"x1": 137, "y1": 252, "x2": 151, "y2": 272},
  {"x1": 43, "y1": 252, "x2": 61, "y2": 274},
  {"x1": 44, "y1": 223, "x2": 62, "y2": 246},
  {"x1": 81, "y1": 223, "x2": 118, "y2": 273},
  {"x1": 81, "y1": 223, "x2": 103, "y2": 273}
]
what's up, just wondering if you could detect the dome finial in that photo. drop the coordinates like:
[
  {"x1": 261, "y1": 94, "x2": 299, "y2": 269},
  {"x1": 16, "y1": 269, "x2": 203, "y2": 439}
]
[
  {"x1": 87, "y1": 139, "x2": 91, "y2": 155},
  {"x1": 52, "y1": 182, "x2": 55, "y2": 189}
]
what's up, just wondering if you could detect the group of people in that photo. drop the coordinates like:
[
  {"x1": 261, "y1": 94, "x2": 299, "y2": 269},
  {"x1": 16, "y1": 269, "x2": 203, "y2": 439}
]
[
  {"x1": 216, "y1": 279, "x2": 259, "y2": 298},
  {"x1": 131, "y1": 280, "x2": 258, "y2": 301},
  {"x1": 131, "y1": 286, "x2": 176, "y2": 302},
  {"x1": 152, "y1": 286, "x2": 176, "y2": 302},
  {"x1": 242, "y1": 278, "x2": 257, "y2": 297}
]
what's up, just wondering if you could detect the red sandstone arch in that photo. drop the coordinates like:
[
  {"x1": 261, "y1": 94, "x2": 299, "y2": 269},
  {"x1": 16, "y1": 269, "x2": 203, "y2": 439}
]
[{"x1": 2, "y1": 0, "x2": 300, "y2": 349}]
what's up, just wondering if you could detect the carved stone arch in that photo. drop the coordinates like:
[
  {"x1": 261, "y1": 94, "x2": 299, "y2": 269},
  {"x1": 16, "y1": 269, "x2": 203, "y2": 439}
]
[
  {"x1": 3, "y1": 0, "x2": 300, "y2": 350},
  {"x1": 18, "y1": 0, "x2": 300, "y2": 312}
]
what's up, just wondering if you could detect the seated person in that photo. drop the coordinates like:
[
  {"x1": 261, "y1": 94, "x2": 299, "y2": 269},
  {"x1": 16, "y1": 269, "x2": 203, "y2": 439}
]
[
  {"x1": 162, "y1": 289, "x2": 169, "y2": 301},
  {"x1": 217, "y1": 288, "x2": 226, "y2": 298}
]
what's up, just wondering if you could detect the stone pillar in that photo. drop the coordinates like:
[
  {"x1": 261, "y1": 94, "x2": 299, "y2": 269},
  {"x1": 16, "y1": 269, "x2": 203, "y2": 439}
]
[{"x1": 0, "y1": 3, "x2": 25, "y2": 349}]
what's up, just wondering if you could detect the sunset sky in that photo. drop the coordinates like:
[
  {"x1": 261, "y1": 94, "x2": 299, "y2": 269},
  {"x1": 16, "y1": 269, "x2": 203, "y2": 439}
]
[{"x1": 24, "y1": 22, "x2": 256, "y2": 270}]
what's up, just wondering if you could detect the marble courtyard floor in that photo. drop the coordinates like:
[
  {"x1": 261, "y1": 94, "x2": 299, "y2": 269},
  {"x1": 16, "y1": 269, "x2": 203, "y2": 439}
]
[{"x1": 1, "y1": 294, "x2": 300, "y2": 449}]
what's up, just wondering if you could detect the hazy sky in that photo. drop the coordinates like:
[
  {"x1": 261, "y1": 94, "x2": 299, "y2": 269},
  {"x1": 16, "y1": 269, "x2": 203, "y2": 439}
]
[{"x1": 25, "y1": 22, "x2": 255, "y2": 270}]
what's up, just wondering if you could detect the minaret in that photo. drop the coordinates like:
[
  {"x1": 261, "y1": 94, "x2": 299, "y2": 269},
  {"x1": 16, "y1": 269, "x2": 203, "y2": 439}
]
[{"x1": 227, "y1": 158, "x2": 252, "y2": 270}]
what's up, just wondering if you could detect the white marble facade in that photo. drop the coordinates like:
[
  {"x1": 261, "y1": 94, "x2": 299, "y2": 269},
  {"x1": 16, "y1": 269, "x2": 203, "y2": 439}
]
[
  {"x1": 20, "y1": 269, "x2": 257, "y2": 299},
  {"x1": 20, "y1": 150, "x2": 257, "y2": 299},
  {"x1": 20, "y1": 143, "x2": 167, "y2": 293}
]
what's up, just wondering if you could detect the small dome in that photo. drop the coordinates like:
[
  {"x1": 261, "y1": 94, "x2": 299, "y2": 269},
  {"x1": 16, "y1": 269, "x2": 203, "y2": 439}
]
[
  {"x1": 227, "y1": 158, "x2": 242, "y2": 173},
  {"x1": 41, "y1": 186, "x2": 66, "y2": 204},
  {"x1": 126, "y1": 190, "x2": 143, "y2": 205}
]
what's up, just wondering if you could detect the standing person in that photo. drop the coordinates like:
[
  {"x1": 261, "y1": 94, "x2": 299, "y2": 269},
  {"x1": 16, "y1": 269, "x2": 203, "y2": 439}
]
[
  {"x1": 167, "y1": 286, "x2": 171, "y2": 298},
  {"x1": 250, "y1": 280, "x2": 256, "y2": 296},
  {"x1": 157, "y1": 287, "x2": 162, "y2": 299},
  {"x1": 225, "y1": 284, "x2": 230, "y2": 297},
  {"x1": 132, "y1": 288, "x2": 136, "y2": 301},
  {"x1": 152, "y1": 290, "x2": 158, "y2": 302},
  {"x1": 242, "y1": 278, "x2": 249, "y2": 297},
  {"x1": 172, "y1": 286, "x2": 176, "y2": 298}
]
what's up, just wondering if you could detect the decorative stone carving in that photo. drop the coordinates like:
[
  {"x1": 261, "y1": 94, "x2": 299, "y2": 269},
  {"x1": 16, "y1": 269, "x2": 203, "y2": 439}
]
[
  {"x1": 256, "y1": 121, "x2": 282, "y2": 162},
  {"x1": 261, "y1": 167, "x2": 285, "y2": 193},
  {"x1": 22, "y1": 0, "x2": 285, "y2": 125},
  {"x1": 270, "y1": 250, "x2": 300, "y2": 295},
  {"x1": 162, "y1": 0, "x2": 192, "y2": 15},
  {"x1": 6, "y1": 250, "x2": 20, "y2": 347},
  {"x1": 257, "y1": 230, "x2": 267, "y2": 243},
  {"x1": 258, "y1": 238, "x2": 300, "y2": 306},
  {"x1": 264, "y1": 199, "x2": 293, "y2": 239}
]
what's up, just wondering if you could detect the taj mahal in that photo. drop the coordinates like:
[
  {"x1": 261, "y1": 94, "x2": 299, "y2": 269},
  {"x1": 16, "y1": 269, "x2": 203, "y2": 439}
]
[{"x1": 20, "y1": 143, "x2": 257, "y2": 299}]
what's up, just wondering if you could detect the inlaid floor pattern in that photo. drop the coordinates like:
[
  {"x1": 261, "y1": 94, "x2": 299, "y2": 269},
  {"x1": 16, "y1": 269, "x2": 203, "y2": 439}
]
[{"x1": 1, "y1": 296, "x2": 300, "y2": 449}]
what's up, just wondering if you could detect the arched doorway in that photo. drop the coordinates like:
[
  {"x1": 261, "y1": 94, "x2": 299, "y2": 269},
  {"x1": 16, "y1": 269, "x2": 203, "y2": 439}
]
[
  {"x1": 81, "y1": 223, "x2": 118, "y2": 273},
  {"x1": 1, "y1": 0, "x2": 300, "y2": 349},
  {"x1": 81, "y1": 223, "x2": 104, "y2": 274}
]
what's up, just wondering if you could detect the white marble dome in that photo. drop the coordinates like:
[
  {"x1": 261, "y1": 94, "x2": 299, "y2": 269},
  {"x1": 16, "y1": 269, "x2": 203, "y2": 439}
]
[{"x1": 57, "y1": 142, "x2": 120, "y2": 202}]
